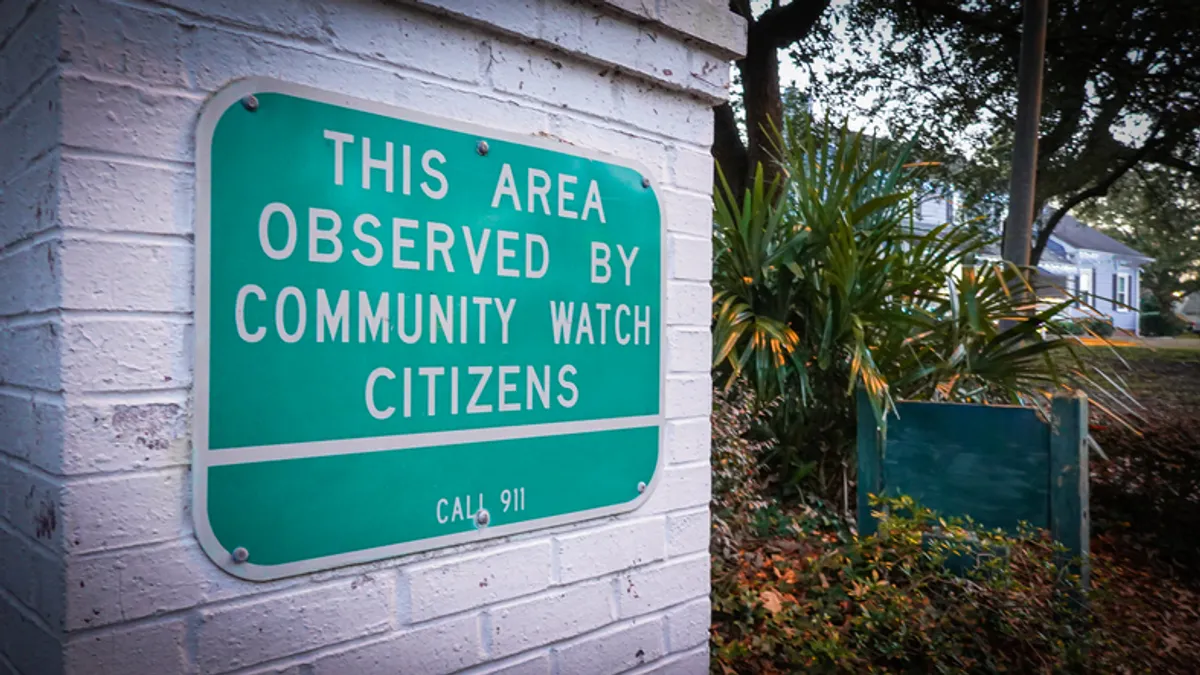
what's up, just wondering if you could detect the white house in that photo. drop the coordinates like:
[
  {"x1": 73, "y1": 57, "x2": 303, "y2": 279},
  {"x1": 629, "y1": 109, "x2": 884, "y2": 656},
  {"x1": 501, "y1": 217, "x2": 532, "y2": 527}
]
[{"x1": 913, "y1": 197, "x2": 1154, "y2": 334}]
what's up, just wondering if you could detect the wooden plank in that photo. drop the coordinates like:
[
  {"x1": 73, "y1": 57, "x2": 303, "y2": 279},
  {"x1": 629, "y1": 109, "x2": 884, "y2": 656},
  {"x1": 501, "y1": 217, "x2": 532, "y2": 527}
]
[
  {"x1": 856, "y1": 389, "x2": 884, "y2": 536},
  {"x1": 884, "y1": 400, "x2": 1051, "y2": 531},
  {"x1": 1049, "y1": 392, "x2": 1090, "y2": 589}
]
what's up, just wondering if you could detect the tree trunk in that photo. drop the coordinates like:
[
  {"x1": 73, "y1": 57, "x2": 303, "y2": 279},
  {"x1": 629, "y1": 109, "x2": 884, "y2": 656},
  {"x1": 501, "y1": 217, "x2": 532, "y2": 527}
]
[{"x1": 740, "y1": 39, "x2": 783, "y2": 189}]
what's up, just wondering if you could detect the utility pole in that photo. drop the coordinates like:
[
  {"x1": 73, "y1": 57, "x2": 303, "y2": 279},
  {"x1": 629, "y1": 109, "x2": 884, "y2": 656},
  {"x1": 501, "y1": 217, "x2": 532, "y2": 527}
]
[{"x1": 1001, "y1": 0, "x2": 1049, "y2": 267}]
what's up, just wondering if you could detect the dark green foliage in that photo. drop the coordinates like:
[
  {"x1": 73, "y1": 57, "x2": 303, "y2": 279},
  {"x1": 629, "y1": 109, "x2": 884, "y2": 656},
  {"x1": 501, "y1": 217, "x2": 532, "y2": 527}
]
[
  {"x1": 712, "y1": 116, "x2": 1106, "y2": 502},
  {"x1": 1138, "y1": 295, "x2": 1188, "y2": 337},
  {"x1": 711, "y1": 495, "x2": 1090, "y2": 674}
]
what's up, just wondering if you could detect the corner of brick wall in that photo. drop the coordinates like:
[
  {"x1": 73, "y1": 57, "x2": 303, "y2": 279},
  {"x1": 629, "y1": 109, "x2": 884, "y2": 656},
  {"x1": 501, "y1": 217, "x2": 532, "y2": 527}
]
[{"x1": 0, "y1": 0, "x2": 740, "y2": 672}]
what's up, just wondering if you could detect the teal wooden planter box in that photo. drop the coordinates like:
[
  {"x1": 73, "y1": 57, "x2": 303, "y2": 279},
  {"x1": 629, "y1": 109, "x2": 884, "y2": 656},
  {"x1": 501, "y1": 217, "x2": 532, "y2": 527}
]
[{"x1": 856, "y1": 391, "x2": 1089, "y2": 586}]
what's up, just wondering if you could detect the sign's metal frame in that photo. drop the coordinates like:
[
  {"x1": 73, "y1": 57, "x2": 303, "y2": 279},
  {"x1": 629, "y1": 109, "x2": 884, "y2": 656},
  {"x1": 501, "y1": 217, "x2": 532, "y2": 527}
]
[{"x1": 193, "y1": 77, "x2": 668, "y2": 581}]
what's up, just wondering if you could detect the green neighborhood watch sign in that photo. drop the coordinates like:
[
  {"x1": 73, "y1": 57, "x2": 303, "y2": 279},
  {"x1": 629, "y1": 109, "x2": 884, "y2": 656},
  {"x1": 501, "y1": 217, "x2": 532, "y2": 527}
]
[{"x1": 194, "y1": 78, "x2": 664, "y2": 580}]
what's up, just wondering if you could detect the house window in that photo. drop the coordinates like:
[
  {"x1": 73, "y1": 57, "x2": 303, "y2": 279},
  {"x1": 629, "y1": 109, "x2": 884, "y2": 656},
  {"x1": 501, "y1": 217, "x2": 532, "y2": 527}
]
[
  {"x1": 1116, "y1": 273, "x2": 1132, "y2": 309},
  {"x1": 1077, "y1": 269, "x2": 1093, "y2": 306}
]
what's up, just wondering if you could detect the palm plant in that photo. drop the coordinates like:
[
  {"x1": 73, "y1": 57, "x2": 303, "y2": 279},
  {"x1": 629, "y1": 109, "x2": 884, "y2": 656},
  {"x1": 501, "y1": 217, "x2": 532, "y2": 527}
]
[{"x1": 713, "y1": 115, "x2": 1126, "y2": 503}]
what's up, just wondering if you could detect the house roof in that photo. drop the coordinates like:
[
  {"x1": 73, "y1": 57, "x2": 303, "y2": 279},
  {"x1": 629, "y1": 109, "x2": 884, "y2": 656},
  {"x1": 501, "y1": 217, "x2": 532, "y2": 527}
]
[{"x1": 1049, "y1": 212, "x2": 1149, "y2": 259}]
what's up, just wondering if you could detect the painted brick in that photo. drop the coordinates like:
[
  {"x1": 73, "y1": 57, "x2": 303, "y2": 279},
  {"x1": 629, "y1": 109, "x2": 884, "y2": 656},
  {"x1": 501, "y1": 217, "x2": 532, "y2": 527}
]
[
  {"x1": 665, "y1": 375, "x2": 711, "y2": 419},
  {"x1": 0, "y1": 240, "x2": 60, "y2": 317},
  {"x1": 0, "y1": 393, "x2": 64, "y2": 470},
  {"x1": 487, "y1": 580, "x2": 614, "y2": 659},
  {"x1": 0, "y1": 459, "x2": 63, "y2": 550},
  {"x1": 549, "y1": 114, "x2": 668, "y2": 182},
  {"x1": 462, "y1": 651, "x2": 551, "y2": 675},
  {"x1": 0, "y1": 595, "x2": 63, "y2": 675},
  {"x1": 182, "y1": 26, "x2": 551, "y2": 137},
  {"x1": 665, "y1": 417, "x2": 709, "y2": 465},
  {"x1": 58, "y1": 239, "x2": 192, "y2": 312},
  {"x1": 577, "y1": 14, "x2": 699, "y2": 95},
  {"x1": 0, "y1": 0, "x2": 39, "y2": 44},
  {"x1": 490, "y1": 40, "x2": 619, "y2": 119},
  {"x1": 324, "y1": 0, "x2": 482, "y2": 83},
  {"x1": 61, "y1": 469, "x2": 186, "y2": 554},
  {"x1": 406, "y1": 541, "x2": 552, "y2": 622},
  {"x1": 60, "y1": 401, "x2": 189, "y2": 475},
  {"x1": 661, "y1": 188, "x2": 713, "y2": 238},
  {"x1": 687, "y1": 48, "x2": 733, "y2": 98},
  {"x1": 182, "y1": 24, "x2": 393, "y2": 96},
  {"x1": 0, "y1": 525, "x2": 65, "y2": 629},
  {"x1": 659, "y1": 0, "x2": 747, "y2": 57},
  {"x1": 553, "y1": 518, "x2": 665, "y2": 584},
  {"x1": 665, "y1": 597, "x2": 709, "y2": 652},
  {"x1": 536, "y1": 0, "x2": 585, "y2": 53},
  {"x1": 59, "y1": 156, "x2": 192, "y2": 236},
  {"x1": 666, "y1": 327, "x2": 710, "y2": 374},
  {"x1": 0, "y1": 151, "x2": 59, "y2": 250},
  {"x1": 665, "y1": 508, "x2": 708, "y2": 558},
  {"x1": 59, "y1": 76, "x2": 200, "y2": 163},
  {"x1": 0, "y1": 76, "x2": 60, "y2": 184},
  {"x1": 61, "y1": 319, "x2": 191, "y2": 393},
  {"x1": 601, "y1": 0, "x2": 657, "y2": 21},
  {"x1": 158, "y1": 0, "x2": 328, "y2": 41},
  {"x1": 670, "y1": 147, "x2": 715, "y2": 195},
  {"x1": 310, "y1": 613, "x2": 485, "y2": 675},
  {"x1": 0, "y1": 321, "x2": 61, "y2": 392},
  {"x1": 553, "y1": 616, "x2": 667, "y2": 674},
  {"x1": 616, "y1": 554, "x2": 708, "y2": 619},
  {"x1": 667, "y1": 234, "x2": 711, "y2": 282},
  {"x1": 639, "y1": 463, "x2": 710, "y2": 516},
  {"x1": 66, "y1": 540, "x2": 302, "y2": 630},
  {"x1": 666, "y1": 281, "x2": 710, "y2": 327},
  {"x1": 196, "y1": 576, "x2": 394, "y2": 673},
  {"x1": 617, "y1": 79, "x2": 710, "y2": 146},
  {"x1": 63, "y1": 617, "x2": 187, "y2": 675},
  {"x1": 59, "y1": 0, "x2": 188, "y2": 88},
  {"x1": 385, "y1": 0, "x2": 542, "y2": 41},
  {"x1": 0, "y1": 0, "x2": 56, "y2": 114},
  {"x1": 627, "y1": 645, "x2": 706, "y2": 674}
]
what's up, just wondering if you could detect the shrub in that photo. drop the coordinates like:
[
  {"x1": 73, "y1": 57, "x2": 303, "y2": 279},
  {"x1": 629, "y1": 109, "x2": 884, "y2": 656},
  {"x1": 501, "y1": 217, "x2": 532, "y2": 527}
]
[
  {"x1": 711, "y1": 495, "x2": 1090, "y2": 674},
  {"x1": 712, "y1": 116, "x2": 1113, "y2": 501},
  {"x1": 1139, "y1": 294, "x2": 1188, "y2": 336}
]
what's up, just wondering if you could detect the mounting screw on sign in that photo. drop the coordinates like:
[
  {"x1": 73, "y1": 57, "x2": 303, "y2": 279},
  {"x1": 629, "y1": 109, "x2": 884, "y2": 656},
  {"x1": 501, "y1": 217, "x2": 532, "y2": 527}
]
[
  {"x1": 474, "y1": 508, "x2": 491, "y2": 528},
  {"x1": 232, "y1": 547, "x2": 250, "y2": 563},
  {"x1": 641, "y1": 176, "x2": 651, "y2": 188},
  {"x1": 241, "y1": 95, "x2": 259, "y2": 112},
  {"x1": 637, "y1": 481, "x2": 647, "y2": 494},
  {"x1": 476, "y1": 140, "x2": 489, "y2": 156}
]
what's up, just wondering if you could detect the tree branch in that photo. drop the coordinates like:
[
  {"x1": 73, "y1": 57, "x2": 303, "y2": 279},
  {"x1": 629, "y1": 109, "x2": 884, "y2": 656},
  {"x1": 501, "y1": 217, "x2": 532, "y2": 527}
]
[
  {"x1": 1148, "y1": 152, "x2": 1200, "y2": 178},
  {"x1": 1031, "y1": 137, "x2": 1161, "y2": 264},
  {"x1": 751, "y1": 0, "x2": 831, "y2": 49}
]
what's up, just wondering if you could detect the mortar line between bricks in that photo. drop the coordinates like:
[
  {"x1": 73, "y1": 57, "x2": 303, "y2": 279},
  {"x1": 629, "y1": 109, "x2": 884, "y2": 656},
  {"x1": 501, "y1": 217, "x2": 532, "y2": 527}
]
[
  {"x1": 64, "y1": 387, "x2": 191, "y2": 406},
  {"x1": 0, "y1": 64, "x2": 58, "y2": 131},
  {"x1": 60, "y1": 146, "x2": 195, "y2": 172},
  {"x1": 0, "y1": 225, "x2": 59, "y2": 261},
  {"x1": 0, "y1": 450, "x2": 187, "y2": 486},
  {"x1": 61, "y1": 229, "x2": 193, "y2": 246},
  {"x1": 60, "y1": 69, "x2": 207, "y2": 100},
  {"x1": 0, "y1": 141, "x2": 58, "y2": 189},
  {"x1": 629, "y1": 645, "x2": 706, "y2": 675},
  {"x1": 0, "y1": 518, "x2": 63, "y2": 572},
  {"x1": 0, "y1": 0, "x2": 41, "y2": 51},
  {"x1": 0, "y1": 577, "x2": 60, "y2": 639},
  {"x1": 115, "y1": 0, "x2": 332, "y2": 48},
  {"x1": 0, "y1": 309, "x2": 194, "y2": 328},
  {"x1": 0, "y1": 649, "x2": 18, "y2": 675},
  {"x1": 0, "y1": 383, "x2": 64, "y2": 405},
  {"x1": 63, "y1": 2, "x2": 719, "y2": 153}
]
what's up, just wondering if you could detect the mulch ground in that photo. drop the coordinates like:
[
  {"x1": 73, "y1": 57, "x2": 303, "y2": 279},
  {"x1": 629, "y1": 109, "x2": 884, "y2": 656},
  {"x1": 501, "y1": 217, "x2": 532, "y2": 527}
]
[{"x1": 1086, "y1": 346, "x2": 1200, "y2": 673}]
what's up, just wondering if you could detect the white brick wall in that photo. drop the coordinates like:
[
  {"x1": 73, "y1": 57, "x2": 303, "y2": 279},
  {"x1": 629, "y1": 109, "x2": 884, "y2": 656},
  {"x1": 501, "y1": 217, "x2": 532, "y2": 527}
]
[{"x1": 0, "y1": 0, "x2": 742, "y2": 672}]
